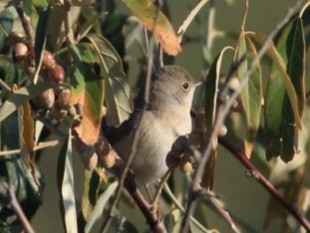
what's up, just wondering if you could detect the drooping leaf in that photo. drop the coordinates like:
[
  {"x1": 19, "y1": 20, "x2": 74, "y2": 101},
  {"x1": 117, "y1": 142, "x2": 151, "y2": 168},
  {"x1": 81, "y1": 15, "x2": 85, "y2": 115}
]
[
  {"x1": 57, "y1": 133, "x2": 78, "y2": 233},
  {"x1": 121, "y1": 0, "x2": 181, "y2": 56},
  {"x1": 202, "y1": 46, "x2": 233, "y2": 190},
  {"x1": 264, "y1": 16, "x2": 305, "y2": 162},
  {"x1": 264, "y1": 24, "x2": 290, "y2": 160},
  {"x1": 0, "y1": 82, "x2": 56, "y2": 122},
  {"x1": 69, "y1": 43, "x2": 105, "y2": 145},
  {"x1": 86, "y1": 33, "x2": 132, "y2": 126},
  {"x1": 233, "y1": 31, "x2": 262, "y2": 157},
  {"x1": 281, "y1": 17, "x2": 305, "y2": 162},
  {"x1": 244, "y1": 36, "x2": 262, "y2": 157}
]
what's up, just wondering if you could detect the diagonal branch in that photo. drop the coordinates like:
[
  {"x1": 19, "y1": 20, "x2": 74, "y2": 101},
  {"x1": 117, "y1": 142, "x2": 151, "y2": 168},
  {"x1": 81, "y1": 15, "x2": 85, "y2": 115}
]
[
  {"x1": 180, "y1": 1, "x2": 305, "y2": 232},
  {"x1": 218, "y1": 137, "x2": 310, "y2": 232}
]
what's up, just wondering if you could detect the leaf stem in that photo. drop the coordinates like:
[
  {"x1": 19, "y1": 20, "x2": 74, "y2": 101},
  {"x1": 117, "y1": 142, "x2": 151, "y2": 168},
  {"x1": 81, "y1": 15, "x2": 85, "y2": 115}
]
[
  {"x1": 14, "y1": 3, "x2": 35, "y2": 49},
  {"x1": 0, "y1": 139, "x2": 59, "y2": 156}
]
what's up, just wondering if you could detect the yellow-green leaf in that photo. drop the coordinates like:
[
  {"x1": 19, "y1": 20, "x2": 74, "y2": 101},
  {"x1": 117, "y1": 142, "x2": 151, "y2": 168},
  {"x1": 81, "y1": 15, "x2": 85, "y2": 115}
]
[
  {"x1": 69, "y1": 43, "x2": 105, "y2": 145},
  {"x1": 121, "y1": 0, "x2": 181, "y2": 56},
  {"x1": 234, "y1": 32, "x2": 262, "y2": 157}
]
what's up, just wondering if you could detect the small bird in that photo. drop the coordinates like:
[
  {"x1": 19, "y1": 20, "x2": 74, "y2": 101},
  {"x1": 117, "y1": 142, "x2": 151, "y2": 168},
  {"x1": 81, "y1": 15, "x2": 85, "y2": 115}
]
[{"x1": 106, "y1": 65, "x2": 198, "y2": 184}]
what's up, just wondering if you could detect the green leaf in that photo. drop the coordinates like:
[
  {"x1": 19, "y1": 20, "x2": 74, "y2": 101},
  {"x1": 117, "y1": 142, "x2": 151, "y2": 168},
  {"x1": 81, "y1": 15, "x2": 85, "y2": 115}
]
[
  {"x1": 234, "y1": 31, "x2": 262, "y2": 157},
  {"x1": 202, "y1": 46, "x2": 233, "y2": 190},
  {"x1": 264, "y1": 25, "x2": 289, "y2": 160},
  {"x1": 34, "y1": 6, "x2": 50, "y2": 84},
  {"x1": 244, "y1": 36, "x2": 262, "y2": 157},
  {"x1": 264, "y1": 17, "x2": 305, "y2": 162},
  {"x1": 0, "y1": 82, "x2": 56, "y2": 122},
  {"x1": 205, "y1": 47, "x2": 233, "y2": 130},
  {"x1": 69, "y1": 43, "x2": 105, "y2": 145},
  {"x1": 281, "y1": 17, "x2": 305, "y2": 162},
  {"x1": 57, "y1": 133, "x2": 78, "y2": 233},
  {"x1": 121, "y1": 0, "x2": 181, "y2": 56},
  {"x1": 86, "y1": 33, "x2": 131, "y2": 126}
]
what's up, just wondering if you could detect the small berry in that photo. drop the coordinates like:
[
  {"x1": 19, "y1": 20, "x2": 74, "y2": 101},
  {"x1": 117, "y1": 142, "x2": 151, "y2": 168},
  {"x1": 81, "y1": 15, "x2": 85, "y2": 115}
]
[
  {"x1": 14, "y1": 43, "x2": 28, "y2": 61},
  {"x1": 179, "y1": 155, "x2": 193, "y2": 173},
  {"x1": 57, "y1": 89, "x2": 71, "y2": 108},
  {"x1": 48, "y1": 64, "x2": 65, "y2": 83},
  {"x1": 32, "y1": 88, "x2": 55, "y2": 109},
  {"x1": 6, "y1": 31, "x2": 24, "y2": 46},
  {"x1": 42, "y1": 50, "x2": 56, "y2": 69}
]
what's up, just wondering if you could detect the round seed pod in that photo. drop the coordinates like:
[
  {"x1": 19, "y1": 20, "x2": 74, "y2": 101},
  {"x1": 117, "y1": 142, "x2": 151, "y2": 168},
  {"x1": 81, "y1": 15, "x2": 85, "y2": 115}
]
[
  {"x1": 14, "y1": 43, "x2": 28, "y2": 61},
  {"x1": 42, "y1": 50, "x2": 56, "y2": 69},
  {"x1": 57, "y1": 88, "x2": 71, "y2": 108},
  {"x1": 166, "y1": 151, "x2": 180, "y2": 169},
  {"x1": 218, "y1": 125, "x2": 228, "y2": 137},
  {"x1": 6, "y1": 31, "x2": 24, "y2": 46},
  {"x1": 50, "y1": 101, "x2": 67, "y2": 123},
  {"x1": 32, "y1": 88, "x2": 55, "y2": 109},
  {"x1": 179, "y1": 155, "x2": 193, "y2": 173},
  {"x1": 48, "y1": 64, "x2": 65, "y2": 83}
]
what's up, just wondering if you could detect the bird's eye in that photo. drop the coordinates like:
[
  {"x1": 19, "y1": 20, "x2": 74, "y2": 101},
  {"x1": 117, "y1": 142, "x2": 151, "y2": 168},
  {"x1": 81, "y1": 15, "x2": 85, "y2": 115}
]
[{"x1": 182, "y1": 82, "x2": 190, "y2": 91}]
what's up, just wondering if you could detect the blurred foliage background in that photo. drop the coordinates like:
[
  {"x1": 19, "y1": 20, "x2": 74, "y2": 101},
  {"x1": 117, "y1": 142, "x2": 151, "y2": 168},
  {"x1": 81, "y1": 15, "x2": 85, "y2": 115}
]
[{"x1": 0, "y1": 0, "x2": 309, "y2": 233}]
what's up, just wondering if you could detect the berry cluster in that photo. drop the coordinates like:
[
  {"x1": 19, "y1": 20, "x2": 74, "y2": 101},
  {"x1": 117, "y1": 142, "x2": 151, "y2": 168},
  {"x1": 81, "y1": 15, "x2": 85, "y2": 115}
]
[{"x1": 7, "y1": 31, "x2": 71, "y2": 123}]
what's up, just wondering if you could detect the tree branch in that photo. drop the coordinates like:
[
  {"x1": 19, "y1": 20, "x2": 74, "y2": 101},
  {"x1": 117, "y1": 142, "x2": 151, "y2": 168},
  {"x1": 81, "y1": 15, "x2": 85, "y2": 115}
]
[
  {"x1": 218, "y1": 137, "x2": 310, "y2": 232},
  {"x1": 14, "y1": 3, "x2": 35, "y2": 49},
  {"x1": 0, "y1": 184, "x2": 36, "y2": 233}
]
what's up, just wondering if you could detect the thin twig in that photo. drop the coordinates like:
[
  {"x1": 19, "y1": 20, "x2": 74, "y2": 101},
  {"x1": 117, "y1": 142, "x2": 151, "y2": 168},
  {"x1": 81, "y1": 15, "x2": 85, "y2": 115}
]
[
  {"x1": 218, "y1": 137, "x2": 310, "y2": 231},
  {"x1": 164, "y1": 184, "x2": 212, "y2": 233},
  {"x1": 201, "y1": 191, "x2": 240, "y2": 233},
  {"x1": 0, "y1": 78, "x2": 12, "y2": 91},
  {"x1": 100, "y1": 3, "x2": 164, "y2": 233},
  {"x1": 6, "y1": 184, "x2": 36, "y2": 233},
  {"x1": 206, "y1": 0, "x2": 216, "y2": 50},
  {"x1": 180, "y1": 1, "x2": 305, "y2": 233},
  {"x1": 14, "y1": 3, "x2": 35, "y2": 49},
  {"x1": 0, "y1": 139, "x2": 59, "y2": 156},
  {"x1": 177, "y1": 0, "x2": 210, "y2": 43},
  {"x1": 151, "y1": 170, "x2": 171, "y2": 207},
  {"x1": 63, "y1": 0, "x2": 75, "y2": 47}
]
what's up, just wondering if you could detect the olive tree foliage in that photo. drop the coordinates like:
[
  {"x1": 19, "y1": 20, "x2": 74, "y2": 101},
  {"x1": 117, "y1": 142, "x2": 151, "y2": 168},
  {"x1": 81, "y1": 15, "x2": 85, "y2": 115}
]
[{"x1": 0, "y1": 0, "x2": 309, "y2": 233}]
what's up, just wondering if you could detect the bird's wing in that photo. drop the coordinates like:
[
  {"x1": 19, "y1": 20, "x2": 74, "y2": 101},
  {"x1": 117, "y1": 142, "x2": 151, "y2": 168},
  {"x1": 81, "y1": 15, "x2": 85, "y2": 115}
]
[{"x1": 103, "y1": 110, "x2": 141, "y2": 145}]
